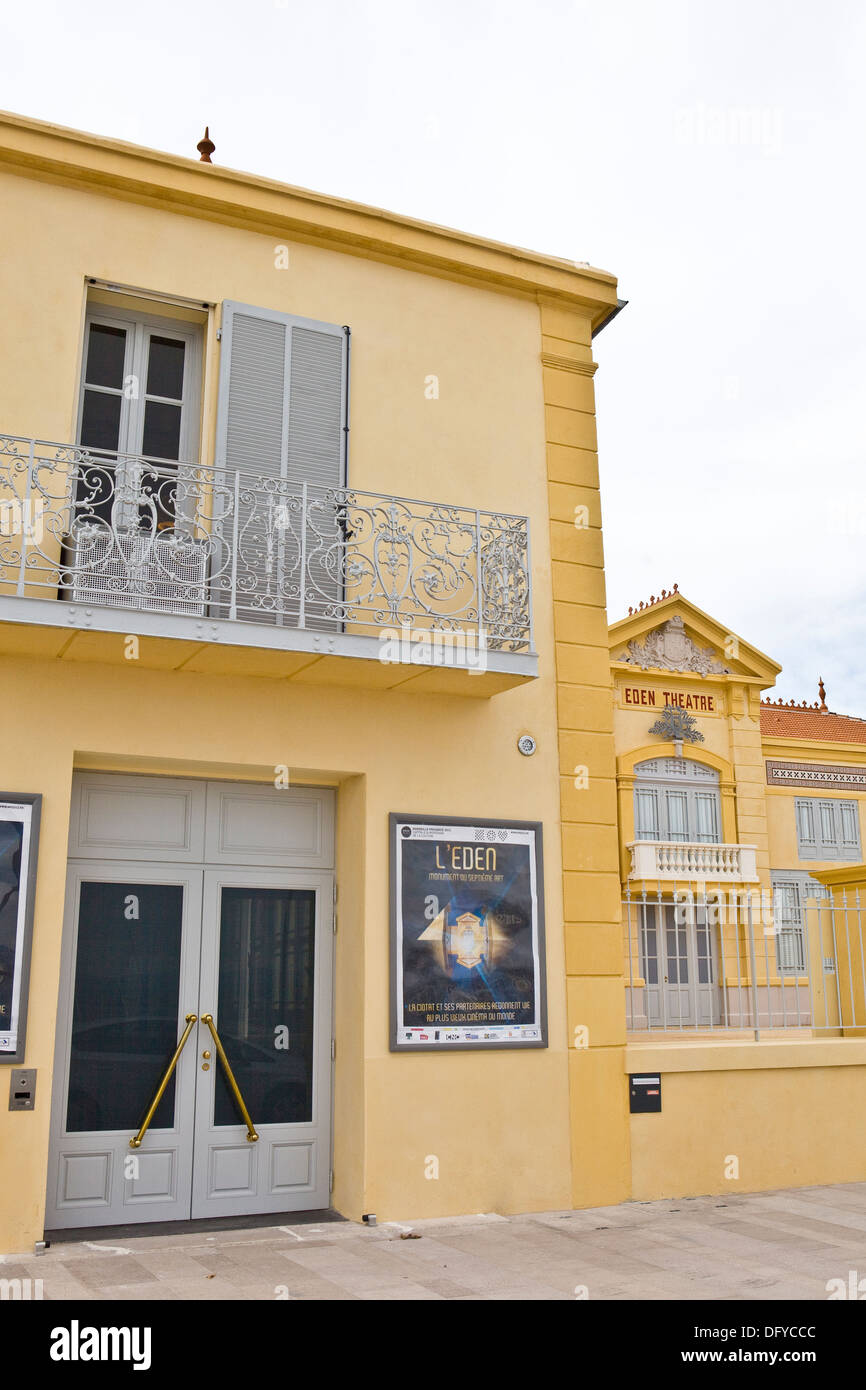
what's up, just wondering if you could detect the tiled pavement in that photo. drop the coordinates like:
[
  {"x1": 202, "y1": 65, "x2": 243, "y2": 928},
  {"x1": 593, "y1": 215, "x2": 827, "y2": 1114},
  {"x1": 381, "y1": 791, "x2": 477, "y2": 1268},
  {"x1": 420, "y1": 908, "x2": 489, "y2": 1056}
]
[{"x1": 5, "y1": 1183, "x2": 866, "y2": 1300}]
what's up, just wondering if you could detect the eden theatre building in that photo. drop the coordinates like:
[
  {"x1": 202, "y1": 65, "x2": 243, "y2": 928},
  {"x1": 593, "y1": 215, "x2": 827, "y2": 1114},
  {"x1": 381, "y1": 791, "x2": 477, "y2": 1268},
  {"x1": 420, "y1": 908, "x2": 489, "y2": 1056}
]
[{"x1": 0, "y1": 113, "x2": 864, "y2": 1255}]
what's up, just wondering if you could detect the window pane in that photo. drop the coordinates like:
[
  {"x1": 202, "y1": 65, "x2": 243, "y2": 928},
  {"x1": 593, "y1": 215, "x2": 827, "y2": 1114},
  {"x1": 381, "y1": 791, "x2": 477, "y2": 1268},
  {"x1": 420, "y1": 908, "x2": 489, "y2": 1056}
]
[
  {"x1": 840, "y1": 802, "x2": 859, "y2": 848},
  {"x1": 634, "y1": 789, "x2": 658, "y2": 840},
  {"x1": 214, "y1": 887, "x2": 316, "y2": 1127},
  {"x1": 85, "y1": 324, "x2": 127, "y2": 389},
  {"x1": 694, "y1": 792, "x2": 719, "y2": 843},
  {"x1": 667, "y1": 789, "x2": 686, "y2": 839},
  {"x1": 146, "y1": 336, "x2": 186, "y2": 400},
  {"x1": 665, "y1": 920, "x2": 689, "y2": 983},
  {"x1": 80, "y1": 389, "x2": 122, "y2": 453},
  {"x1": 641, "y1": 909, "x2": 658, "y2": 984},
  {"x1": 142, "y1": 400, "x2": 182, "y2": 460},
  {"x1": 777, "y1": 927, "x2": 804, "y2": 971},
  {"x1": 797, "y1": 801, "x2": 814, "y2": 844},
  {"x1": 819, "y1": 802, "x2": 836, "y2": 843},
  {"x1": 695, "y1": 912, "x2": 714, "y2": 984},
  {"x1": 66, "y1": 882, "x2": 184, "y2": 1133}
]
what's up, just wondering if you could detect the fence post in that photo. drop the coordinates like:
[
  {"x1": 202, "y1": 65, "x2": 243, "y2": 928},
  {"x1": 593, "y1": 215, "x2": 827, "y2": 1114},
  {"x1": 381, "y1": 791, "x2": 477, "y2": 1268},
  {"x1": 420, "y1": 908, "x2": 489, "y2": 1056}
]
[
  {"x1": 16, "y1": 438, "x2": 35, "y2": 596},
  {"x1": 747, "y1": 892, "x2": 760, "y2": 1041}
]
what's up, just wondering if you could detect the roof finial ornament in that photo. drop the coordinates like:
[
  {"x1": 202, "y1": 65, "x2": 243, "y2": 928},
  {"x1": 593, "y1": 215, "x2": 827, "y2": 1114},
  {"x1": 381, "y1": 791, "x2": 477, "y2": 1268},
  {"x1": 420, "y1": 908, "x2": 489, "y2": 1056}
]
[
  {"x1": 818, "y1": 677, "x2": 828, "y2": 712},
  {"x1": 197, "y1": 126, "x2": 215, "y2": 163}
]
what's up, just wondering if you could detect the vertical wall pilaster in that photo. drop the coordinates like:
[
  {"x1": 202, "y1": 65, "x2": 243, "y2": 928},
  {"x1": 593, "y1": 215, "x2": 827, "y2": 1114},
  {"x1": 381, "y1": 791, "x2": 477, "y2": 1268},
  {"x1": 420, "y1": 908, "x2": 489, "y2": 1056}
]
[
  {"x1": 540, "y1": 298, "x2": 631, "y2": 1207},
  {"x1": 729, "y1": 683, "x2": 772, "y2": 888}
]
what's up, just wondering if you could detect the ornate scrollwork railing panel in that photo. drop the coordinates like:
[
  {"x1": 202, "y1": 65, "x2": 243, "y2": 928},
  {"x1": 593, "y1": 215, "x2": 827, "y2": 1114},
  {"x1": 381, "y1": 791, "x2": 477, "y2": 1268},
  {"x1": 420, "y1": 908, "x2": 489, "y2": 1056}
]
[{"x1": 0, "y1": 436, "x2": 532, "y2": 650}]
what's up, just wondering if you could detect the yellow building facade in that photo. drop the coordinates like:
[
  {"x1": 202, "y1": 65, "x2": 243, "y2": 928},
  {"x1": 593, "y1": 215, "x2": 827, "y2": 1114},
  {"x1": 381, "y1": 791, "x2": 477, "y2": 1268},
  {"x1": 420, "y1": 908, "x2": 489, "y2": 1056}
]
[
  {"x1": 0, "y1": 112, "x2": 625, "y2": 1252},
  {"x1": 611, "y1": 590, "x2": 866, "y2": 1200},
  {"x1": 1, "y1": 113, "x2": 863, "y2": 1257}
]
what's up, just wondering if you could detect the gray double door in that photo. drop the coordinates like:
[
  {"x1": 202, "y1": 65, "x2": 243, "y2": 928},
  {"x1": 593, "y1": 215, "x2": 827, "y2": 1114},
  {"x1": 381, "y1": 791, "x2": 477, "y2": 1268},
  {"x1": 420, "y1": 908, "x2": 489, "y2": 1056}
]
[
  {"x1": 46, "y1": 774, "x2": 334, "y2": 1229},
  {"x1": 641, "y1": 903, "x2": 721, "y2": 1027}
]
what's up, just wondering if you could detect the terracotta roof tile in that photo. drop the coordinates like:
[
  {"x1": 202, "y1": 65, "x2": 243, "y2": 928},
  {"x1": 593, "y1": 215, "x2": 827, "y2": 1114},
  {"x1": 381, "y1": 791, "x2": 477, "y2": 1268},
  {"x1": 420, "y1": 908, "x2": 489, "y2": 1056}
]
[{"x1": 760, "y1": 705, "x2": 866, "y2": 744}]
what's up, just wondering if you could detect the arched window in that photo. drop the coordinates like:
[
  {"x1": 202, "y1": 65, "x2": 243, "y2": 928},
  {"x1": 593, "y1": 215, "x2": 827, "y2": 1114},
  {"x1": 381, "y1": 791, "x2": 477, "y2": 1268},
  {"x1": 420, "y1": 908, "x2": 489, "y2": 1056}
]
[{"x1": 633, "y1": 757, "x2": 721, "y2": 844}]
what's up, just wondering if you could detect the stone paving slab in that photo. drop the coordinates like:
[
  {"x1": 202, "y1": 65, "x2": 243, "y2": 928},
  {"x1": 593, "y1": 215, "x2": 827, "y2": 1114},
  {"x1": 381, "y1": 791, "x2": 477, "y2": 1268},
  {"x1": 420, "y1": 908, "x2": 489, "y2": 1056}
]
[{"x1": 4, "y1": 1181, "x2": 865, "y2": 1301}]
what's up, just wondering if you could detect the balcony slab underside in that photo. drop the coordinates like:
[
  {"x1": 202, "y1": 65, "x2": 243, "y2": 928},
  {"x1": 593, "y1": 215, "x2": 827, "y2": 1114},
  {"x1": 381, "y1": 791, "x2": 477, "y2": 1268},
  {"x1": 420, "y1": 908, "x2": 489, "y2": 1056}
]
[{"x1": 0, "y1": 596, "x2": 537, "y2": 695}]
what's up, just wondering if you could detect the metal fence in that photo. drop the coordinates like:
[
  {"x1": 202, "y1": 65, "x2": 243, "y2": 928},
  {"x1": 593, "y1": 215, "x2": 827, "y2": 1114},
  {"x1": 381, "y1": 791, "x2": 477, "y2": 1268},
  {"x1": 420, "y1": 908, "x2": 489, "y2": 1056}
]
[
  {"x1": 623, "y1": 883, "x2": 866, "y2": 1037},
  {"x1": 0, "y1": 435, "x2": 533, "y2": 648}
]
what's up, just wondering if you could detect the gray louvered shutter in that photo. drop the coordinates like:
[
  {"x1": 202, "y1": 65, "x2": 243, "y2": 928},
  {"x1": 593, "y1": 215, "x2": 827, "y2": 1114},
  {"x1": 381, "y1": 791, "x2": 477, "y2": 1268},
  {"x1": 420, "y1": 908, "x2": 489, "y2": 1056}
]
[{"x1": 214, "y1": 302, "x2": 348, "y2": 628}]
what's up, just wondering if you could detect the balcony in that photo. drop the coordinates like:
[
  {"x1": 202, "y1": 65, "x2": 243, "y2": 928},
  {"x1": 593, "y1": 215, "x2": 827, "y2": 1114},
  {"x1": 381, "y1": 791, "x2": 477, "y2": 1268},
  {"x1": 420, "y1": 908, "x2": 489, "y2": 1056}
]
[
  {"x1": 627, "y1": 840, "x2": 759, "y2": 883},
  {"x1": 0, "y1": 435, "x2": 536, "y2": 692}
]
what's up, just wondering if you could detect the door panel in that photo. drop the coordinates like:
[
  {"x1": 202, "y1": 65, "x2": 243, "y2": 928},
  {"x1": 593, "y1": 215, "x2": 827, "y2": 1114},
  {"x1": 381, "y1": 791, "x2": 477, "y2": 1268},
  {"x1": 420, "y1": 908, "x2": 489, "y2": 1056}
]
[
  {"x1": 204, "y1": 780, "x2": 334, "y2": 869},
  {"x1": 68, "y1": 774, "x2": 207, "y2": 862},
  {"x1": 191, "y1": 869, "x2": 333, "y2": 1218},
  {"x1": 45, "y1": 864, "x2": 203, "y2": 1229}
]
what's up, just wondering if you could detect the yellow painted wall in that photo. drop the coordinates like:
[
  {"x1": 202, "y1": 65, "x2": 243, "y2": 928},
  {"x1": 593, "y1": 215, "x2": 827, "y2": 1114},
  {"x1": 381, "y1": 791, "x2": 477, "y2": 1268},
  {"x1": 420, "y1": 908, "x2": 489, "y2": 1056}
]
[
  {"x1": 0, "y1": 652, "x2": 573, "y2": 1252},
  {"x1": 628, "y1": 1042, "x2": 866, "y2": 1197}
]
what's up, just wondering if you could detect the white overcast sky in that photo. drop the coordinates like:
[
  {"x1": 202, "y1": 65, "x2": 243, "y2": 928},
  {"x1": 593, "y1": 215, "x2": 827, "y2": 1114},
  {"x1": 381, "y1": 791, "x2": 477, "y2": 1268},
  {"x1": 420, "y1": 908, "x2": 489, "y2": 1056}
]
[{"x1": 2, "y1": 0, "x2": 864, "y2": 711}]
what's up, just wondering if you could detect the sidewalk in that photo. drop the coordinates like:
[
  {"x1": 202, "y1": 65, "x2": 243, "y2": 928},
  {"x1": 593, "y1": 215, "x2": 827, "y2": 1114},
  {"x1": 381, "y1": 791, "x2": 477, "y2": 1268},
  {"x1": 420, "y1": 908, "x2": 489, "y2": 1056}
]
[{"x1": 5, "y1": 1183, "x2": 866, "y2": 1300}]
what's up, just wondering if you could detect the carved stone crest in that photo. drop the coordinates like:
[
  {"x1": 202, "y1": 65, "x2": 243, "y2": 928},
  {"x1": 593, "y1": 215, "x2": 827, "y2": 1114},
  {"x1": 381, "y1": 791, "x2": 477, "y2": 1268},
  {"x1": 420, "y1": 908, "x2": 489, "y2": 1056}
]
[{"x1": 618, "y1": 616, "x2": 729, "y2": 676}]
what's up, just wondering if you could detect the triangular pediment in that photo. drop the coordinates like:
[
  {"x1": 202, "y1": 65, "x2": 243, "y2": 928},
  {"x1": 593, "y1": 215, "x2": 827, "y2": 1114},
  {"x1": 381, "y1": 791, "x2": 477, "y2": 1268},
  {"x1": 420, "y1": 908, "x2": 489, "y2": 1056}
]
[{"x1": 609, "y1": 591, "x2": 781, "y2": 685}]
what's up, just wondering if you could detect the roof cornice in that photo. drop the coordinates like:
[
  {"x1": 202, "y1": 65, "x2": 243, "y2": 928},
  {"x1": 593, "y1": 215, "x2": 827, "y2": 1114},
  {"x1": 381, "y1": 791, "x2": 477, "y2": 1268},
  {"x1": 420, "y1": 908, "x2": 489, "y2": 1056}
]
[
  {"x1": 761, "y1": 735, "x2": 866, "y2": 757},
  {"x1": 0, "y1": 110, "x2": 619, "y2": 322}
]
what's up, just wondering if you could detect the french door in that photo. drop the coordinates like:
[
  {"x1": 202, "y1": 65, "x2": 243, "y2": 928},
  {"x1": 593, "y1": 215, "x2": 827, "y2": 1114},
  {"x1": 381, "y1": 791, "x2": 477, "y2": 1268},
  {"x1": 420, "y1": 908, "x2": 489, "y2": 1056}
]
[
  {"x1": 46, "y1": 856, "x2": 333, "y2": 1229},
  {"x1": 76, "y1": 307, "x2": 202, "y2": 525},
  {"x1": 640, "y1": 902, "x2": 721, "y2": 1027}
]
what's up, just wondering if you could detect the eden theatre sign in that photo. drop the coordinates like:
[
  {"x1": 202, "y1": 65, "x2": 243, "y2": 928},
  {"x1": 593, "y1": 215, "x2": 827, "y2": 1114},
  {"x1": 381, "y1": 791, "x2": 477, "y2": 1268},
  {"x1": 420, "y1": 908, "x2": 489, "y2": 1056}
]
[{"x1": 620, "y1": 685, "x2": 718, "y2": 713}]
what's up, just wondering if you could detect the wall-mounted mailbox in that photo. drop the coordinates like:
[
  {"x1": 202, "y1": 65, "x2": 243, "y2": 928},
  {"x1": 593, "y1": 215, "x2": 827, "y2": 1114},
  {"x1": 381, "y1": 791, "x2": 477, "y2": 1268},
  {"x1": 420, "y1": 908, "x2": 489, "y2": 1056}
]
[
  {"x1": 629, "y1": 1073, "x2": 661, "y2": 1113},
  {"x1": 9, "y1": 1068, "x2": 36, "y2": 1110}
]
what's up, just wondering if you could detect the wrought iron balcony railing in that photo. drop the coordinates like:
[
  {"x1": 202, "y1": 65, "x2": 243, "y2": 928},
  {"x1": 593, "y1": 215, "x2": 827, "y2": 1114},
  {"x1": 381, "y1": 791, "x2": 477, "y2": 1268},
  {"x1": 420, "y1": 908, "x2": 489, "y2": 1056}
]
[{"x1": 0, "y1": 436, "x2": 533, "y2": 656}]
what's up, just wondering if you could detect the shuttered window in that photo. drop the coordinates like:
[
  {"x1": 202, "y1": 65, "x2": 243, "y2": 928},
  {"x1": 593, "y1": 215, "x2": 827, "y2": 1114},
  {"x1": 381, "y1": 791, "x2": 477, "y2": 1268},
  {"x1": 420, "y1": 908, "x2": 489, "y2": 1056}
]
[
  {"x1": 771, "y1": 872, "x2": 831, "y2": 973},
  {"x1": 214, "y1": 302, "x2": 348, "y2": 628},
  {"x1": 794, "y1": 798, "x2": 861, "y2": 861},
  {"x1": 633, "y1": 758, "x2": 722, "y2": 844}
]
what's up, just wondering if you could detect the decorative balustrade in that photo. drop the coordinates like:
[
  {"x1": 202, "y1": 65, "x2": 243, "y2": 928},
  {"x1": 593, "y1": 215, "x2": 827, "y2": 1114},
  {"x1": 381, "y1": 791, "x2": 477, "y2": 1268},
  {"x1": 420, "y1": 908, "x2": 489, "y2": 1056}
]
[
  {"x1": 627, "y1": 840, "x2": 759, "y2": 882},
  {"x1": 0, "y1": 436, "x2": 533, "y2": 651}
]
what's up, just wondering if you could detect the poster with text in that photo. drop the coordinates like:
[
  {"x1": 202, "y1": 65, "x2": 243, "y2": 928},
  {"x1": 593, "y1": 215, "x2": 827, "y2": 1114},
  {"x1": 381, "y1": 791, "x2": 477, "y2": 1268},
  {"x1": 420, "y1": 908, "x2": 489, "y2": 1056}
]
[{"x1": 391, "y1": 816, "x2": 546, "y2": 1050}]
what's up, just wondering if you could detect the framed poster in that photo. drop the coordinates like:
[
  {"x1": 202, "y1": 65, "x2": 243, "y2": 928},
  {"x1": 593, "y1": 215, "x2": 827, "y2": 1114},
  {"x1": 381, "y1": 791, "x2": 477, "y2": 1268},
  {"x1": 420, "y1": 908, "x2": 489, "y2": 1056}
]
[
  {"x1": 390, "y1": 814, "x2": 546, "y2": 1051},
  {"x1": 0, "y1": 793, "x2": 41, "y2": 1063}
]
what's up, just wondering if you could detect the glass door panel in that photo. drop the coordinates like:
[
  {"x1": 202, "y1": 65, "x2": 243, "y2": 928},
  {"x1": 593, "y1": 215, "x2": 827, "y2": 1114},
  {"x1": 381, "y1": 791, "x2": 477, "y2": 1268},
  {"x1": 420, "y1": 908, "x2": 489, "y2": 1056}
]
[
  {"x1": 213, "y1": 886, "x2": 316, "y2": 1127},
  {"x1": 139, "y1": 332, "x2": 187, "y2": 531},
  {"x1": 65, "y1": 882, "x2": 184, "y2": 1133},
  {"x1": 664, "y1": 916, "x2": 689, "y2": 983},
  {"x1": 76, "y1": 321, "x2": 130, "y2": 526}
]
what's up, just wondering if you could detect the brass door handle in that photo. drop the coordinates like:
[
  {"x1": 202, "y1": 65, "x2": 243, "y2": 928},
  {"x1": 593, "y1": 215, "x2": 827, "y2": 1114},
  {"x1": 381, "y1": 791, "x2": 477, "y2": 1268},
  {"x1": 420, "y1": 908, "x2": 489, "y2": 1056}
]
[
  {"x1": 130, "y1": 1013, "x2": 197, "y2": 1149},
  {"x1": 200, "y1": 1014, "x2": 259, "y2": 1143}
]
